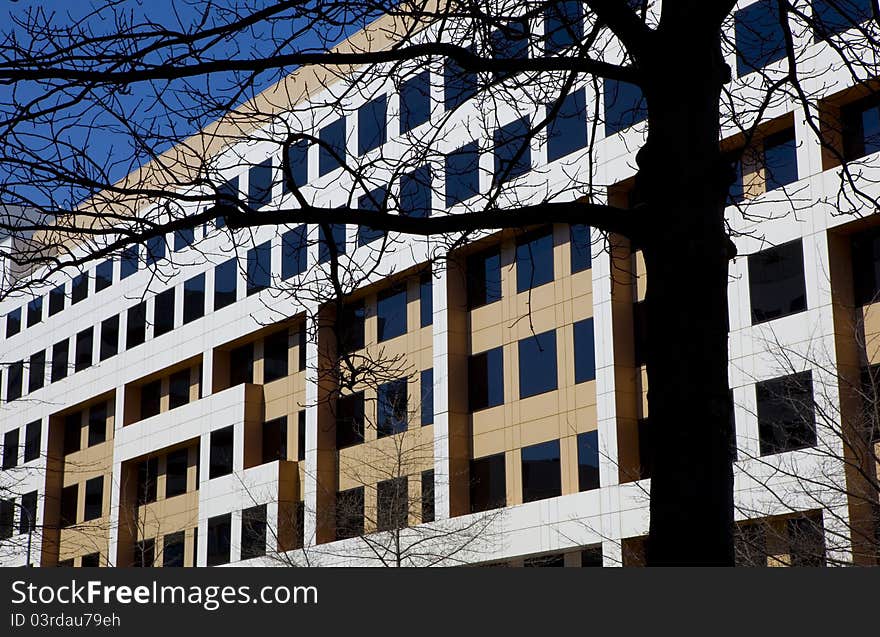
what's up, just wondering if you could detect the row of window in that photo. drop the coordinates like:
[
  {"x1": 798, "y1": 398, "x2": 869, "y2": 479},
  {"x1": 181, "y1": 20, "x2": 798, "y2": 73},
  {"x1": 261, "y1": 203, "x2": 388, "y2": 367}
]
[
  {"x1": 335, "y1": 471, "x2": 435, "y2": 541},
  {"x1": 0, "y1": 491, "x2": 37, "y2": 540},
  {"x1": 1, "y1": 419, "x2": 41, "y2": 469},
  {"x1": 59, "y1": 475, "x2": 106, "y2": 527}
]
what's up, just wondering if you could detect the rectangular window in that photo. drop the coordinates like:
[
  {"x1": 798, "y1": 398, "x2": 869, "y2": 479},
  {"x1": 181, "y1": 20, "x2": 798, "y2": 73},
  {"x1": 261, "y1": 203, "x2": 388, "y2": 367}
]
[
  {"x1": 5, "y1": 361, "x2": 22, "y2": 402},
  {"x1": 298, "y1": 328, "x2": 307, "y2": 371},
  {"x1": 27, "y1": 297, "x2": 42, "y2": 327},
  {"x1": 574, "y1": 317, "x2": 596, "y2": 383},
  {"x1": 842, "y1": 93, "x2": 880, "y2": 162},
  {"x1": 400, "y1": 71, "x2": 430, "y2": 133},
  {"x1": 229, "y1": 342, "x2": 254, "y2": 386},
  {"x1": 604, "y1": 79, "x2": 647, "y2": 136},
  {"x1": 420, "y1": 368, "x2": 434, "y2": 426},
  {"x1": 357, "y1": 187, "x2": 387, "y2": 246},
  {"x1": 748, "y1": 239, "x2": 807, "y2": 324},
  {"x1": 174, "y1": 228, "x2": 195, "y2": 251},
  {"x1": 377, "y1": 476, "x2": 409, "y2": 531},
  {"x1": 547, "y1": 89, "x2": 588, "y2": 161},
  {"x1": 401, "y1": 165, "x2": 432, "y2": 218},
  {"x1": 60, "y1": 484, "x2": 78, "y2": 527},
  {"x1": 95, "y1": 259, "x2": 113, "y2": 292},
  {"x1": 494, "y1": 116, "x2": 531, "y2": 184},
  {"x1": 544, "y1": 0, "x2": 583, "y2": 54},
  {"x1": 318, "y1": 117, "x2": 346, "y2": 176},
  {"x1": 246, "y1": 241, "x2": 271, "y2": 295},
  {"x1": 788, "y1": 514, "x2": 826, "y2": 566},
  {"x1": 165, "y1": 449, "x2": 189, "y2": 498},
  {"x1": 358, "y1": 94, "x2": 387, "y2": 155},
  {"x1": 444, "y1": 46, "x2": 478, "y2": 111},
  {"x1": 140, "y1": 380, "x2": 161, "y2": 420},
  {"x1": 570, "y1": 224, "x2": 592, "y2": 272},
  {"x1": 48, "y1": 284, "x2": 65, "y2": 316},
  {"x1": 297, "y1": 411, "x2": 306, "y2": 461},
  {"x1": 853, "y1": 226, "x2": 880, "y2": 306},
  {"x1": 516, "y1": 228, "x2": 554, "y2": 292},
  {"x1": 470, "y1": 453, "x2": 506, "y2": 512},
  {"x1": 71, "y1": 273, "x2": 88, "y2": 305},
  {"x1": 335, "y1": 487, "x2": 365, "y2": 540},
  {"x1": 339, "y1": 301, "x2": 365, "y2": 354},
  {"x1": 81, "y1": 553, "x2": 100, "y2": 567},
  {"x1": 74, "y1": 327, "x2": 93, "y2": 372},
  {"x1": 262, "y1": 416, "x2": 287, "y2": 464},
  {"x1": 146, "y1": 236, "x2": 165, "y2": 265},
  {"x1": 284, "y1": 139, "x2": 309, "y2": 191},
  {"x1": 445, "y1": 141, "x2": 480, "y2": 207},
  {"x1": 214, "y1": 177, "x2": 239, "y2": 228},
  {"x1": 183, "y1": 274, "x2": 205, "y2": 324},
  {"x1": 757, "y1": 371, "x2": 817, "y2": 455},
  {"x1": 735, "y1": 0, "x2": 786, "y2": 76},
  {"x1": 241, "y1": 504, "x2": 268, "y2": 559},
  {"x1": 209, "y1": 426, "x2": 234, "y2": 479},
  {"x1": 28, "y1": 350, "x2": 45, "y2": 393},
  {"x1": 207, "y1": 513, "x2": 232, "y2": 566},
  {"x1": 168, "y1": 369, "x2": 191, "y2": 409},
  {"x1": 263, "y1": 330, "x2": 289, "y2": 383},
  {"x1": 378, "y1": 379, "x2": 408, "y2": 438},
  {"x1": 120, "y1": 245, "x2": 139, "y2": 279},
  {"x1": 136, "y1": 457, "x2": 159, "y2": 505},
  {"x1": 100, "y1": 315, "x2": 119, "y2": 361},
  {"x1": 518, "y1": 330, "x2": 558, "y2": 399},
  {"x1": 214, "y1": 258, "x2": 238, "y2": 310},
  {"x1": 421, "y1": 470, "x2": 435, "y2": 523},
  {"x1": 581, "y1": 545, "x2": 603, "y2": 567},
  {"x1": 318, "y1": 223, "x2": 346, "y2": 264},
  {"x1": 377, "y1": 286, "x2": 407, "y2": 341},
  {"x1": 467, "y1": 247, "x2": 502, "y2": 309},
  {"x1": 281, "y1": 225, "x2": 308, "y2": 279},
  {"x1": 336, "y1": 392, "x2": 365, "y2": 449},
  {"x1": 126, "y1": 302, "x2": 147, "y2": 349},
  {"x1": 763, "y1": 128, "x2": 798, "y2": 190},
  {"x1": 419, "y1": 272, "x2": 433, "y2": 327},
  {"x1": 134, "y1": 538, "x2": 155, "y2": 567},
  {"x1": 19, "y1": 491, "x2": 37, "y2": 534},
  {"x1": 490, "y1": 19, "x2": 529, "y2": 81},
  {"x1": 577, "y1": 430, "x2": 600, "y2": 491},
  {"x1": 24, "y1": 420, "x2": 40, "y2": 462},
  {"x1": 51, "y1": 340, "x2": 69, "y2": 383},
  {"x1": 87, "y1": 403, "x2": 106, "y2": 447},
  {"x1": 469, "y1": 347, "x2": 504, "y2": 411},
  {"x1": 248, "y1": 158, "x2": 273, "y2": 208},
  {"x1": 812, "y1": 0, "x2": 872, "y2": 41},
  {"x1": 5, "y1": 307, "x2": 20, "y2": 337},
  {"x1": 2, "y1": 429, "x2": 19, "y2": 469},
  {"x1": 83, "y1": 476, "x2": 104, "y2": 521},
  {"x1": 63, "y1": 413, "x2": 81, "y2": 455},
  {"x1": 521, "y1": 440, "x2": 561, "y2": 503},
  {"x1": 0, "y1": 499, "x2": 12, "y2": 540}
]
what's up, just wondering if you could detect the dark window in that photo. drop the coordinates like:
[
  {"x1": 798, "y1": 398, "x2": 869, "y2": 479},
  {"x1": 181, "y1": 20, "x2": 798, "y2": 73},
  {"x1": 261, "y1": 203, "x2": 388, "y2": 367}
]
[
  {"x1": 168, "y1": 369, "x2": 190, "y2": 409},
  {"x1": 209, "y1": 426, "x2": 234, "y2": 479},
  {"x1": 812, "y1": 0, "x2": 872, "y2": 41},
  {"x1": 318, "y1": 223, "x2": 346, "y2": 263},
  {"x1": 262, "y1": 416, "x2": 287, "y2": 464},
  {"x1": 516, "y1": 228, "x2": 554, "y2": 292},
  {"x1": 421, "y1": 469, "x2": 435, "y2": 523},
  {"x1": 735, "y1": 0, "x2": 786, "y2": 77},
  {"x1": 146, "y1": 236, "x2": 165, "y2": 265},
  {"x1": 213, "y1": 177, "x2": 239, "y2": 228},
  {"x1": 246, "y1": 241, "x2": 271, "y2": 295},
  {"x1": 241, "y1": 504, "x2": 267, "y2": 559},
  {"x1": 570, "y1": 224, "x2": 592, "y2": 272},
  {"x1": 842, "y1": 92, "x2": 880, "y2": 162},
  {"x1": 318, "y1": 117, "x2": 346, "y2": 176},
  {"x1": 444, "y1": 46, "x2": 478, "y2": 111},
  {"x1": 577, "y1": 430, "x2": 600, "y2": 491},
  {"x1": 735, "y1": 522, "x2": 768, "y2": 567},
  {"x1": 853, "y1": 226, "x2": 880, "y2": 305},
  {"x1": 51, "y1": 340, "x2": 69, "y2": 382},
  {"x1": 445, "y1": 142, "x2": 480, "y2": 207},
  {"x1": 183, "y1": 274, "x2": 205, "y2": 324},
  {"x1": 207, "y1": 513, "x2": 232, "y2": 566},
  {"x1": 71, "y1": 273, "x2": 88, "y2": 305},
  {"x1": 581, "y1": 545, "x2": 603, "y2": 567},
  {"x1": 95, "y1": 259, "x2": 113, "y2": 292},
  {"x1": 140, "y1": 380, "x2": 161, "y2": 420},
  {"x1": 3, "y1": 429, "x2": 19, "y2": 469},
  {"x1": 358, "y1": 95, "x2": 387, "y2": 155},
  {"x1": 377, "y1": 476, "x2": 409, "y2": 531},
  {"x1": 84, "y1": 476, "x2": 104, "y2": 521},
  {"x1": 165, "y1": 449, "x2": 188, "y2": 498},
  {"x1": 378, "y1": 379, "x2": 408, "y2": 438},
  {"x1": 377, "y1": 286, "x2": 407, "y2": 341},
  {"x1": 126, "y1": 302, "x2": 147, "y2": 349},
  {"x1": 174, "y1": 228, "x2": 195, "y2": 251},
  {"x1": 229, "y1": 342, "x2": 254, "y2": 386},
  {"x1": 400, "y1": 71, "x2": 430, "y2": 133},
  {"x1": 401, "y1": 165, "x2": 432, "y2": 219},
  {"x1": 574, "y1": 317, "x2": 596, "y2": 383},
  {"x1": 467, "y1": 247, "x2": 502, "y2": 308},
  {"x1": 297, "y1": 411, "x2": 306, "y2": 461},
  {"x1": 27, "y1": 297, "x2": 42, "y2": 327},
  {"x1": 213, "y1": 258, "x2": 238, "y2": 310},
  {"x1": 490, "y1": 19, "x2": 529, "y2": 81},
  {"x1": 419, "y1": 272, "x2": 433, "y2": 327},
  {"x1": 281, "y1": 226, "x2": 308, "y2": 279},
  {"x1": 87, "y1": 403, "x2": 106, "y2": 447},
  {"x1": 357, "y1": 187, "x2": 387, "y2": 246},
  {"x1": 60, "y1": 484, "x2": 78, "y2": 527},
  {"x1": 494, "y1": 117, "x2": 531, "y2": 184},
  {"x1": 293, "y1": 501, "x2": 305, "y2": 550},
  {"x1": 48, "y1": 284, "x2": 65, "y2": 315},
  {"x1": 100, "y1": 315, "x2": 119, "y2": 361},
  {"x1": 298, "y1": 328, "x2": 307, "y2": 371},
  {"x1": 5, "y1": 307, "x2": 20, "y2": 337},
  {"x1": 136, "y1": 457, "x2": 159, "y2": 505},
  {"x1": 638, "y1": 417, "x2": 653, "y2": 479},
  {"x1": 63, "y1": 413, "x2": 81, "y2": 455},
  {"x1": 28, "y1": 350, "x2": 45, "y2": 393},
  {"x1": 264, "y1": 330, "x2": 289, "y2": 383},
  {"x1": 518, "y1": 330, "x2": 558, "y2": 399},
  {"x1": 80, "y1": 553, "x2": 100, "y2": 567},
  {"x1": 336, "y1": 392, "x2": 365, "y2": 449},
  {"x1": 153, "y1": 289, "x2": 175, "y2": 338},
  {"x1": 339, "y1": 301, "x2": 365, "y2": 354},
  {"x1": 284, "y1": 139, "x2": 309, "y2": 191},
  {"x1": 134, "y1": 538, "x2": 155, "y2": 567},
  {"x1": 524, "y1": 553, "x2": 565, "y2": 567},
  {"x1": 604, "y1": 79, "x2": 647, "y2": 136},
  {"x1": 248, "y1": 159, "x2": 273, "y2": 208},
  {"x1": 0, "y1": 499, "x2": 13, "y2": 540},
  {"x1": 24, "y1": 420, "x2": 40, "y2": 462},
  {"x1": 521, "y1": 440, "x2": 561, "y2": 502},
  {"x1": 748, "y1": 239, "x2": 807, "y2": 324},
  {"x1": 788, "y1": 513, "x2": 826, "y2": 566},
  {"x1": 470, "y1": 453, "x2": 506, "y2": 512},
  {"x1": 544, "y1": 0, "x2": 583, "y2": 54},
  {"x1": 74, "y1": 327, "x2": 93, "y2": 372},
  {"x1": 6, "y1": 360, "x2": 23, "y2": 401},
  {"x1": 335, "y1": 487, "x2": 365, "y2": 540},
  {"x1": 120, "y1": 245, "x2": 139, "y2": 279},
  {"x1": 469, "y1": 347, "x2": 504, "y2": 411},
  {"x1": 548, "y1": 89, "x2": 588, "y2": 161},
  {"x1": 757, "y1": 371, "x2": 817, "y2": 455},
  {"x1": 421, "y1": 368, "x2": 434, "y2": 426},
  {"x1": 57, "y1": 559, "x2": 74, "y2": 568},
  {"x1": 19, "y1": 491, "x2": 37, "y2": 535},
  {"x1": 763, "y1": 128, "x2": 798, "y2": 190}
]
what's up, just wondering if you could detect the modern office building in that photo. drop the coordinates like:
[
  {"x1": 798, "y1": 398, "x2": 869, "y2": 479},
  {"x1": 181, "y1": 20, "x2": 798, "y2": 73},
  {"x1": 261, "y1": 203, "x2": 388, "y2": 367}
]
[{"x1": 1, "y1": 1, "x2": 879, "y2": 567}]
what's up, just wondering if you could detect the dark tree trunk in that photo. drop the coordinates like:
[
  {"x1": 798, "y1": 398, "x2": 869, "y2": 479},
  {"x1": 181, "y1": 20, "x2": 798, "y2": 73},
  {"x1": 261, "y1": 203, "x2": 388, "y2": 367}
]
[{"x1": 637, "y1": 5, "x2": 736, "y2": 565}]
